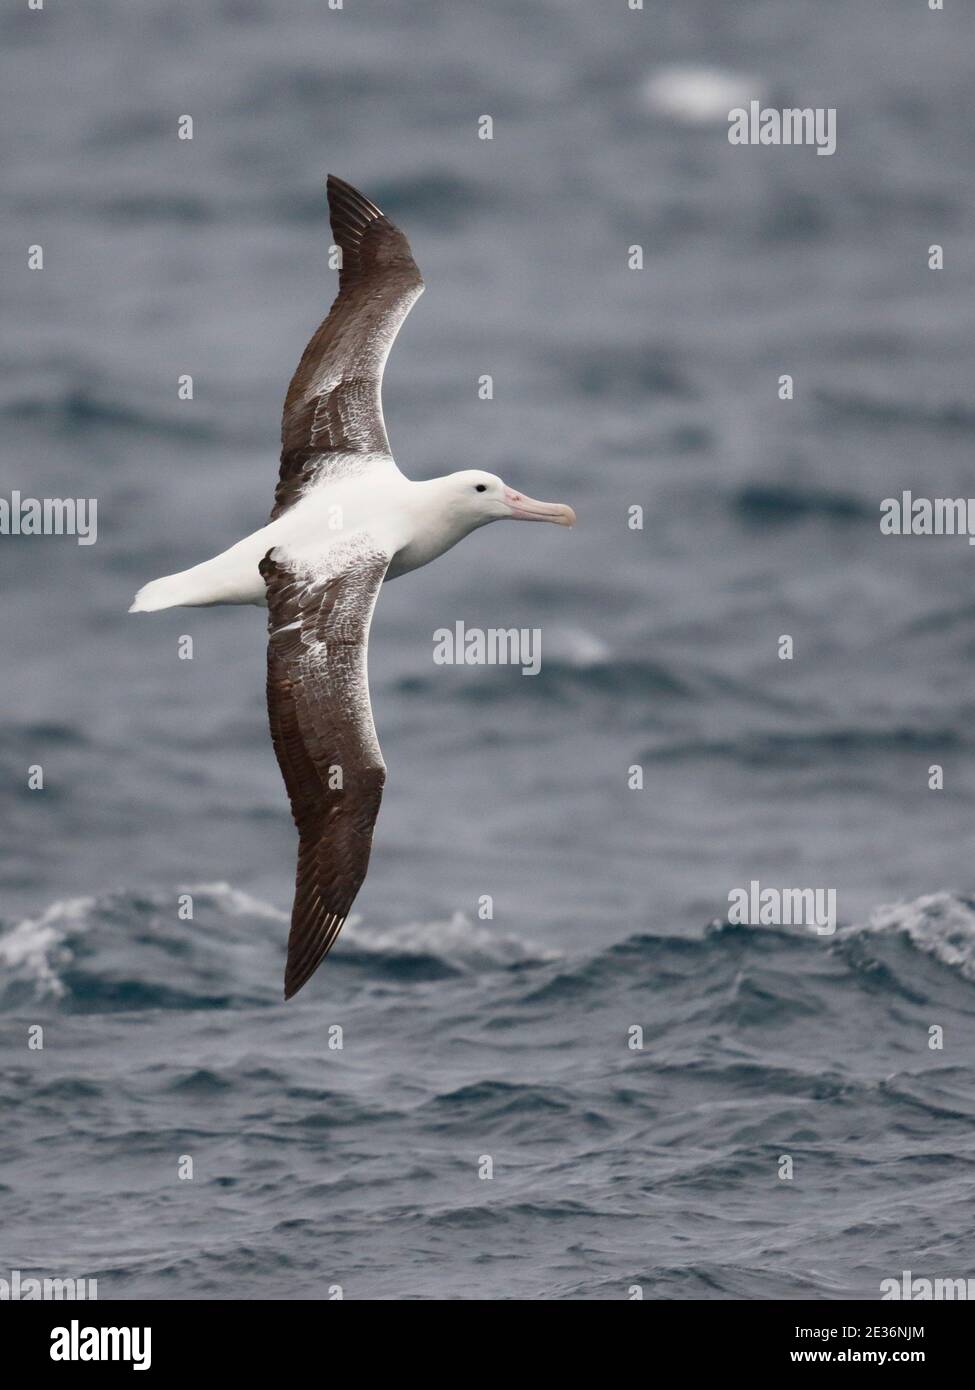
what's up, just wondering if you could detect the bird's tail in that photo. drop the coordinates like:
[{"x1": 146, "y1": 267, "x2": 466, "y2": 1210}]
[{"x1": 128, "y1": 569, "x2": 203, "y2": 613}]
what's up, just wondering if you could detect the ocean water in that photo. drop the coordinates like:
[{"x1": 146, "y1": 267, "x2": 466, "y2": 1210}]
[{"x1": 2, "y1": 0, "x2": 975, "y2": 1300}]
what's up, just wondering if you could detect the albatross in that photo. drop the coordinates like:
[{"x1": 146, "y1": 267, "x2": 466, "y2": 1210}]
[{"x1": 129, "y1": 176, "x2": 575, "y2": 999}]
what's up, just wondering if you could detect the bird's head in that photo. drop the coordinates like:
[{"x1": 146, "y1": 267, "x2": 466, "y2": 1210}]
[{"x1": 443, "y1": 470, "x2": 576, "y2": 532}]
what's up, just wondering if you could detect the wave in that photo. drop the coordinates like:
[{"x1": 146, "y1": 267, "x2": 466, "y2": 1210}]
[
  {"x1": 0, "y1": 882, "x2": 558, "y2": 1011},
  {"x1": 715, "y1": 889, "x2": 975, "y2": 988},
  {"x1": 524, "y1": 892, "x2": 975, "y2": 1008},
  {"x1": 733, "y1": 482, "x2": 870, "y2": 524},
  {"x1": 647, "y1": 725, "x2": 963, "y2": 767},
  {"x1": 1, "y1": 378, "x2": 221, "y2": 441},
  {"x1": 735, "y1": 890, "x2": 975, "y2": 990},
  {"x1": 179, "y1": 881, "x2": 286, "y2": 922},
  {"x1": 28, "y1": 165, "x2": 483, "y2": 231},
  {"x1": 853, "y1": 891, "x2": 975, "y2": 984},
  {"x1": 4, "y1": 879, "x2": 974, "y2": 1016},
  {"x1": 640, "y1": 66, "x2": 764, "y2": 125},
  {"x1": 817, "y1": 388, "x2": 975, "y2": 432},
  {"x1": 339, "y1": 912, "x2": 559, "y2": 979},
  {"x1": 395, "y1": 655, "x2": 694, "y2": 704},
  {"x1": 0, "y1": 896, "x2": 89, "y2": 1000}
]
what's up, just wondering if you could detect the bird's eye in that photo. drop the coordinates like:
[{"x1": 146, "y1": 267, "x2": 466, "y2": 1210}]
[{"x1": 475, "y1": 484, "x2": 487, "y2": 492}]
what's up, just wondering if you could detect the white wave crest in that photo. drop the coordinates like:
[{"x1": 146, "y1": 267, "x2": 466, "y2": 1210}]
[
  {"x1": 0, "y1": 896, "x2": 94, "y2": 999},
  {"x1": 177, "y1": 881, "x2": 288, "y2": 922},
  {"x1": 341, "y1": 910, "x2": 560, "y2": 970},
  {"x1": 857, "y1": 891, "x2": 975, "y2": 982},
  {"x1": 641, "y1": 65, "x2": 764, "y2": 124}
]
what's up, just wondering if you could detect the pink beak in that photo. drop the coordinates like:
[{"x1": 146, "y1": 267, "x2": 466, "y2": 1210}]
[{"x1": 504, "y1": 486, "x2": 576, "y2": 526}]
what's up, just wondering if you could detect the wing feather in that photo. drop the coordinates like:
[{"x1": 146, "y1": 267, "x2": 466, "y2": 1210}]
[
  {"x1": 261, "y1": 538, "x2": 390, "y2": 999},
  {"x1": 271, "y1": 175, "x2": 424, "y2": 520}
]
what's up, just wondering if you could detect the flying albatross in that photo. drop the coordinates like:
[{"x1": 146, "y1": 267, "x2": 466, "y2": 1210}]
[{"x1": 129, "y1": 175, "x2": 575, "y2": 999}]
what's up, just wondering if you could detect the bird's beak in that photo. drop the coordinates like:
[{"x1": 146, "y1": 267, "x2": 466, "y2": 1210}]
[{"x1": 504, "y1": 487, "x2": 576, "y2": 526}]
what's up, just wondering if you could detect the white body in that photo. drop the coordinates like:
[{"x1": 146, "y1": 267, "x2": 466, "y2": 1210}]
[
  {"x1": 136, "y1": 473, "x2": 486, "y2": 611},
  {"x1": 130, "y1": 468, "x2": 574, "y2": 613}
]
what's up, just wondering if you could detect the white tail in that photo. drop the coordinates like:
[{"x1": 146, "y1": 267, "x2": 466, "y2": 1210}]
[
  {"x1": 129, "y1": 569, "x2": 203, "y2": 613},
  {"x1": 129, "y1": 533, "x2": 272, "y2": 612}
]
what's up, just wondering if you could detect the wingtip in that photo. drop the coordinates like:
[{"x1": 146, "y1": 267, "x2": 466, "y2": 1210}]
[
  {"x1": 283, "y1": 965, "x2": 311, "y2": 1001},
  {"x1": 326, "y1": 173, "x2": 358, "y2": 199},
  {"x1": 326, "y1": 175, "x2": 383, "y2": 222}
]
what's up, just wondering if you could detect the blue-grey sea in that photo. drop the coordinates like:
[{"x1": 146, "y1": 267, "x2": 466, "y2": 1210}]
[{"x1": 3, "y1": 0, "x2": 975, "y2": 1300}]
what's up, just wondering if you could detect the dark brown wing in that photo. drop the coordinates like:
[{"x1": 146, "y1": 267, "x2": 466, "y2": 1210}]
[
  {"x1": 261, "y1": 539, "x2": 390, "y2": 999},
  {"x1": 271, "y1": 175, "x2": 424, "y2": 521}
]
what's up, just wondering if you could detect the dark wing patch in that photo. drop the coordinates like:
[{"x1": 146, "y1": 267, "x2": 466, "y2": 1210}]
[
  {"x1": 261, "y1": 541, "x2": 390, "y2": 999},
  {"x1": 272, "y1": 175, "x2": 424, "y2": 520}
]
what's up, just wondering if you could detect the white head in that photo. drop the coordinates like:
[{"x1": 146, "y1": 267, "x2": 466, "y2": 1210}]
[{"x1": 437, "y1": 470, "x2": 576, "y2": 534}]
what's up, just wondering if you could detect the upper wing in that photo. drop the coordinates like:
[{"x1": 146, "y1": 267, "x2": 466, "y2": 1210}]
[
  {"x1": 261, "y1": 538, "x2": 390, "y2": 999},
  {"x1": 271, "y1": 175, "x2": 425, "y2": 520}
]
